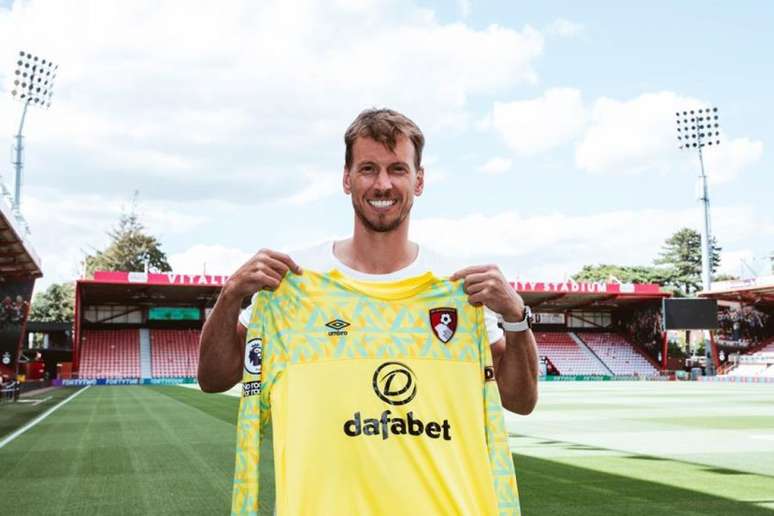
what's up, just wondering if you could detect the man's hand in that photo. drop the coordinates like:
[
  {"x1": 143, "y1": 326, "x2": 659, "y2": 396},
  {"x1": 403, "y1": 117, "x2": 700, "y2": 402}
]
[
  {"x1": 450, "y1": 264, "x2": 538, "y2": 415},
  {"x1": 450, "y1": 264, "x2": 524, "y2": 321},
  {"x1": 222, "y1": 249, "x2": 303, "y2": 302},
  {"x1": 198, "y1": 249, "x2": 301, "y2": 393}
]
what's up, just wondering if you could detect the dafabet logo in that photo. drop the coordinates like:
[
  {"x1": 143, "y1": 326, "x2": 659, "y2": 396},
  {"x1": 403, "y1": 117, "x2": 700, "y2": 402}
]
[{"x1": 343, "y1": 361, "x2": 451, "y2": 441}]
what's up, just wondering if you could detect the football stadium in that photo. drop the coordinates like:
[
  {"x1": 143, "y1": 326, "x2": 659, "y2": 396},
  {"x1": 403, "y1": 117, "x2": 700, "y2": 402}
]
[
  {"x1": 2, "y1": 2, "x2": 774, "y2": 515},
  {"x1": 2, "y1": 245, "x2": 773, "y2": 514}
]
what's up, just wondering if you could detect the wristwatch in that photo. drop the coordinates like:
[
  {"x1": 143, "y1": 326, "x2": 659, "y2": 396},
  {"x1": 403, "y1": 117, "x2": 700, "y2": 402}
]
[{"x1": 500, "y1": 305, "x2": 533, "y2": 332}]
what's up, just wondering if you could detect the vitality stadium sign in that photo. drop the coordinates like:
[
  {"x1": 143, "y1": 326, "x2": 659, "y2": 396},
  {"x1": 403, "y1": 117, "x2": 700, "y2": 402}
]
[
  {"x1": 93, "y1": 271, "x2": 229, "y2": 286},
  {"x1": 512, "y1": 280, "x2": 663, "y2": 294}
]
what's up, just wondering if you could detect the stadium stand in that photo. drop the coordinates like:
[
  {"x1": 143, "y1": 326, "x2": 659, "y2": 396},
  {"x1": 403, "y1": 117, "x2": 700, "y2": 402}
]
[
  {"x1": 726, "y1": 363, "x2": 770, "y2": 377},
  {"x1": 535, "y1": 332, "x2": 609, "y2": 375},
  {"x1": 79, "y1": 329, "x2": 140, "y2": 378},
  {"x1": 752, "y1": 336, "x2": 774, "y2": 355},
  {"x1": 721, "y1": 336, "x2": 774, "y2": 377},
  {"x1": 150, "y1": 329, "x2": 200, "y2": 378},
  {"x1": 576, "y1": 332, "x2": 660, "y2": 376}
]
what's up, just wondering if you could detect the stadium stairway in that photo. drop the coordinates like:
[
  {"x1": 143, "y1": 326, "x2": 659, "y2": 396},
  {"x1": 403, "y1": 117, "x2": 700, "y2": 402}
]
[
  {"x1": 139, "y1": 329, "x2": 152, "y2": 380},
  {"x1": 568, "y1": 332, "x2": 614, "y2": 375}
]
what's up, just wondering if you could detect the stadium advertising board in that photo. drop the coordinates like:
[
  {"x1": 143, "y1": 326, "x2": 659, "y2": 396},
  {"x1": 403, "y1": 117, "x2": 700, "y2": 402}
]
[
  {"x1": 662, "y1": 298, "x2": 719, "y2": 330},
  {"x1": 148, "y1": 307, "x2": 200, "y2": 320},
  {"x1": 698, "y1": 375, "x2": 774, "y2": 384},
  {"x1": 0, "y1": 278, "x2": 34, "y2": 372},
  {"x1": 543, "y1": 375, "x2": 667, "y2": 382},
  {"x1": 54, "y1": 377, "x2": 196, "y2": 386}
]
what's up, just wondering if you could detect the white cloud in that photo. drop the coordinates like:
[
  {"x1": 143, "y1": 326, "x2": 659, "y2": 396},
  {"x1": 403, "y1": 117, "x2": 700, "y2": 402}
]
[
  {"x1": 168, "y1": 244, "x2": 252, "y2": 276},
  {"x1": 703, "y1": 137, "x2": 764, "y2": 184},
  {"x1": 546, "y1": 18, "x2": 583, "y2": 38},
  {"x1": 280, "y1": 169, "x2": 342, "y2": 206},
  {"x1": 491, "y1": 88, "x2": 585, "y2": 155},
  {"x1": 24, "y1": 190, "x2": 211, "y2": 291},
  {"x1": 478, "y1": 157, "x2": 512, "y2": 175},
  {"x1": 457, "y1": 0, "x2": 471, "y2": 18},
  {"x1": 575, "y1": 91, "x2": 695, "y2": 175},
  {"x1": 717, "y1": 249, "x2": 754, "y2": 278},
  {"x1": 420, "y1": 154, "x2": 449, "y2": 186},
  {"x1": 574, "y1": 91, "x2": 764, "y2": 183},
  {"x1": 412, "y1": 204, "x2": 774, "y2": 281},
  {"x1": 0, "y1": 0, "x2": 545, "y2": 206}
]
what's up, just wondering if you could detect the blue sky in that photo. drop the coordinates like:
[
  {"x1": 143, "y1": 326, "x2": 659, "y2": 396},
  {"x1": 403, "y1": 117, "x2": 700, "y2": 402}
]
[{"x1": 0, "y1": 0, "x2": 771, "y2": 291}]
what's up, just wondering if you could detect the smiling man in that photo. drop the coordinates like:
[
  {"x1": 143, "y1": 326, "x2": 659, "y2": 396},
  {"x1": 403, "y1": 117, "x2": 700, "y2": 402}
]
[{"x1": 199, "y1": 108, "x2": 538, "y2": 514}]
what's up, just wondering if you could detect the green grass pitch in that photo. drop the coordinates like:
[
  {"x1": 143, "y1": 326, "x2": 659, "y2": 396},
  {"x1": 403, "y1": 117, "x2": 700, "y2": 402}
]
[{"x1": 1, "y1": 382, "x2": 773, "y2": 515}]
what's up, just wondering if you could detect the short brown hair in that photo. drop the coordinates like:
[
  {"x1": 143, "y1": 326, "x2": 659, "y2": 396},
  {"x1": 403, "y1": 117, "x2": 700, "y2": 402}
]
[{"x1": 344, "y1": 108, "x2": 425, "y2": 170}]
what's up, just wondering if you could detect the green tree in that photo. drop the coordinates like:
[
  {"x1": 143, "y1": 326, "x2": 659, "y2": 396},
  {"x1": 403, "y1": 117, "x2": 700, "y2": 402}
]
[
  {"x1": 30, "y1": 282, "x2": 75, "y2": 322},
  {"x1": 572, "y1": 264, "x2": 672, "y2": 284},
  {"x1": 654, "y1": 227, "x2": 721, "y2": 295},
  {"x1": 83, "y1": 203, "x2": 171, "y2": 277}
]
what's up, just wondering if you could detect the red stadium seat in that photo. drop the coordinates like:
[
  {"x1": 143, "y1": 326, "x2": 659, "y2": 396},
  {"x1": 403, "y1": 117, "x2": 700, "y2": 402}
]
[
  {"x1": 534, "y1": 332, "x2": 609, "y2": 376},
  {"x1": 575, "y1": 332, "x2": 659, "y2": 376},
  {"x1": 80, "y1": 329, "x2": 141, "y2": 379},
  {"x1": 150, "y1": 329, "x2": 200, "y2": 378}
]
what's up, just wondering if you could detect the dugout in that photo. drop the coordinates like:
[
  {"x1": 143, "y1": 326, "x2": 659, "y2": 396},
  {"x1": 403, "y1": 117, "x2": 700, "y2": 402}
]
[
  {"x1": 0, "y1": 199, "x2": 42, "y2": 382},
  {"x1": 72, "y1": 271, "x2": 229, "y2": 377}
]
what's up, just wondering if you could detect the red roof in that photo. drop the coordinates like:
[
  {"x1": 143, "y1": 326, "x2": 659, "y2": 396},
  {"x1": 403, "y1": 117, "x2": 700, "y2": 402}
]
[
  {"x1": 0, "y1": 200, "x2": 41, "y2": 280},
  {"x1": 699, "y1": 276, "x2": 774, "y2": 310}
]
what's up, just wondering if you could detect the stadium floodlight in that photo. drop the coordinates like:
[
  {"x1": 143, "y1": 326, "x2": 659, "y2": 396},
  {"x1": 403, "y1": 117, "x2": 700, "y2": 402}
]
[
  {"x1": 9, "y1": 50, "x2": 58, "y2": 212},
  {"x1": 675, "y1": 107, "x2": 720, "y2": 293}
]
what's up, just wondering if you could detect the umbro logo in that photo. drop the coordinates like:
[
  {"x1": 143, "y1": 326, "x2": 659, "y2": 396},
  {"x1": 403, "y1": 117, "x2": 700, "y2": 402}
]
[{"x1": 326, "y1": 319, "x2": 350, "y2": 336}]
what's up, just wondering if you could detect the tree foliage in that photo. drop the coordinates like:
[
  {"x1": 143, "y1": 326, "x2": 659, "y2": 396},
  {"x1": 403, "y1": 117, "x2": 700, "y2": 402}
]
[
  {"x1": 30, "y1": 282, "x2": 74, "y2": 322},
  {"x1": 83, "y1": 206, "x2": 171, "y2": 277},
  {"x1": 654, "y1": 227, "x2": 720, "y2": 295},
  {"x1": 573, "y1": 227, "x2": 722, "y2": 296},
  {"x1": 572, "y1": 264, "x2": 672, "y2": 285}
]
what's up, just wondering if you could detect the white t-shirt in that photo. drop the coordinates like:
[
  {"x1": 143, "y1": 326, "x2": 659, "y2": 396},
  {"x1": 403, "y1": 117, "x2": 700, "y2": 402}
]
[{"x1": 238, "y1": 241, "x2": 504, "y2": 345}]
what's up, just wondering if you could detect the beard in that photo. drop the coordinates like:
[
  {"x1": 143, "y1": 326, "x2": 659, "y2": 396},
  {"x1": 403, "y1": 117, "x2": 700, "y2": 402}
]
[{"x1": 352, "y1": 196, "x2": 413, "y2": 233}]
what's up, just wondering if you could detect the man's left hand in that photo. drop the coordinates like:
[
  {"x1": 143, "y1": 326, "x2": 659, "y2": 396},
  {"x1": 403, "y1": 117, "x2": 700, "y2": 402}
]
[{"x1": 450, "y1": 265, "x2": 524, "y2": 321}]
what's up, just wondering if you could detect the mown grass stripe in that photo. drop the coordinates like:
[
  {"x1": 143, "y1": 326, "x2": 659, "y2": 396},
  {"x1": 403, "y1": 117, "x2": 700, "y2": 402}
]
[{"x1": 0, "y1": 386, "x2": 89, "y2": 449}]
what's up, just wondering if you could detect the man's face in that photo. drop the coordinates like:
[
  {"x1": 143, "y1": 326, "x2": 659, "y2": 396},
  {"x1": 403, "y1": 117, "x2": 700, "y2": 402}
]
[{"x1": 343, "y1": 135, "x2": 424, "y2": 233}]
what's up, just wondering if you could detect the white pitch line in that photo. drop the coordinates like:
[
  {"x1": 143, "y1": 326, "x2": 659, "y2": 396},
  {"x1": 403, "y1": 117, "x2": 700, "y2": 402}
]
[
  {"x1": 15, "y1": 396, "x2": 53, "y2": 406},
  {"x1": 0, "y1": 386, "x2": 90, "y2": 449}
]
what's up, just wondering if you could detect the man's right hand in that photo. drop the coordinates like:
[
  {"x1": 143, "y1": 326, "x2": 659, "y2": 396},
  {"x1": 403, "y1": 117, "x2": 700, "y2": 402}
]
[
  {"x1": 221, "y1": 249, "x2": 303, "y2": 302},
  {"x1": 198, "y1": 249, "x2": 301, "y2": 393}
]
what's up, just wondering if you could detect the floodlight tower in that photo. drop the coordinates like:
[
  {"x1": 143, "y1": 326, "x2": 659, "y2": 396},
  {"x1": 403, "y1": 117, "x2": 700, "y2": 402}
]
[
  {"x1": 9, "y1": 50, "x2": 57, "y2": 212},
  {"x1": 675, "y1": 107, "x2": 720, "y2": 292}
]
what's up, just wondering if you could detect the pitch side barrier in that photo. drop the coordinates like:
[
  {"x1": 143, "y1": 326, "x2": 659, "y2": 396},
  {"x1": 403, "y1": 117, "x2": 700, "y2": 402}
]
[
  {"x1": 697, "y1": 376, "x2": 774, "y2": 384},
  {"x1": 53, "y1": 377, "x2": 197, "y2": 386},
  {"x1": 541, "y1": 375, "x2": 671, "y2": 382}
]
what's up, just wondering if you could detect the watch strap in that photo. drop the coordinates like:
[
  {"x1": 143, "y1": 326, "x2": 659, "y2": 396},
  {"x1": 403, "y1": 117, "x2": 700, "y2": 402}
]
[{"x1": 501, "y1": 318, "x2": 529, "y2": 332}]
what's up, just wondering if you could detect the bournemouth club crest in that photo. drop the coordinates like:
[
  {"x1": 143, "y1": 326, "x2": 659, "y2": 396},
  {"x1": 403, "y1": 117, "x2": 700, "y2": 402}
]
[{"x1": 429, "y1": 307, "x2": 457, "y2": 343}]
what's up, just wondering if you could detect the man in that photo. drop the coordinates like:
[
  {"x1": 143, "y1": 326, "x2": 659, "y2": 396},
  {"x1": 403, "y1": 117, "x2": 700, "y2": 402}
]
[{"x1": 199, "y1": 109, "x2": 538, "y2": 415}]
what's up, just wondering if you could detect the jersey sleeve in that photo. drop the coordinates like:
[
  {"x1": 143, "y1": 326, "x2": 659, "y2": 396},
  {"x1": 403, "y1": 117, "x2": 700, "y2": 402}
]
[
  {"x1": 478, "y1": 306, "x2": 521, "y2": 515},
  {"x1": 232, "y1": 292, "x2": 269, "y2": 516}
]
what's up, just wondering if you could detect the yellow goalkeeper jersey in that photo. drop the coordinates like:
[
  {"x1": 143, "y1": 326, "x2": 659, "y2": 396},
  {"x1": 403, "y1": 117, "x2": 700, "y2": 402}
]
[{"x1": 232, "y1": 270, "x2": 520, "y2": 515}]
